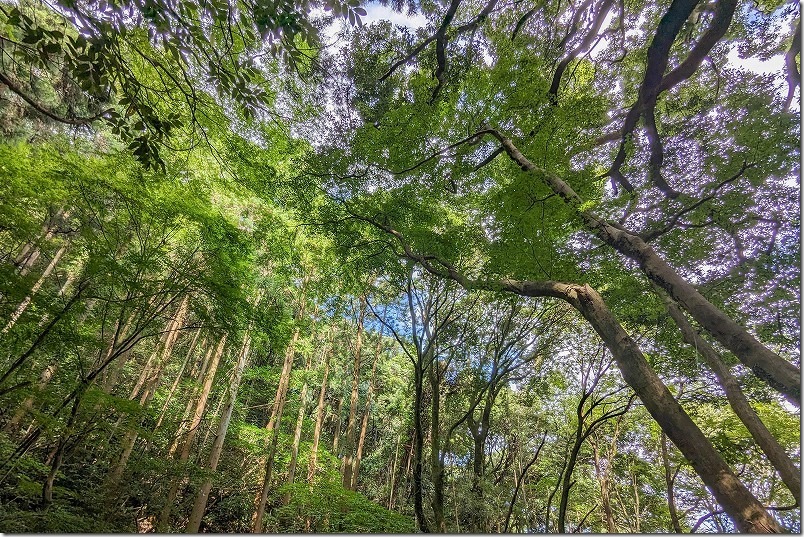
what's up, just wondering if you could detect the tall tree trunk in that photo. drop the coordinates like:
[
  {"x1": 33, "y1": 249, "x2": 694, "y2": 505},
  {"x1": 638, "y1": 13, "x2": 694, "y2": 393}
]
[
  {"x1": 412, "y1": 364, "x2": 429, "y2": 533},
  {"x1": 185, "y1": 333, "x2": 251, "y2": 533},
  {"x1": 252, "y1": 325, "x2": 301, "y2": 533},
  {"x1": 15, "y1": 208, "x2": 69, "y2": 276},
  {"x1": 351, "y1": 335, "x2": 381, "y2": 490},
  {"x1": 157, "y1": 334, "x2": 226, "y2": 530},
  {"x1": 0, "y1": 279, "x2": 88, "y2": 389},
  {"x1": 387, "y1": 433, "x2": 402, "y2": 509},
  {"x1": 663, "y1": 294, "x2": 801, "y2": 505},
  {"x1": 154, "y1": 327, "x2": 202, "y2": 431},
  {"x1": 4, "y1": 360, "x2": 58, "y2": 434},
  {"x1": 589, "y1": 428, "x2": 619, "y2": 533},
  {"x1": 168, "y1": 338, "x2": 212, "y2": 457},
  {"x1": 503, "y1": 433, "x2": 546, "y2": 533},
  {"x1": 341, "y1": 297, "x2": 366, "y2": 490},
  {"x1": 101, "y1": 310, "x2": 137, "y2": 394},
  {"x1": 561, "y1": 283, "x2": 782, "y2": 532},
  {"x1": 331, "y1": 396, "x2": 342, "y2": 455},
  {"x1": 558, "y1": 399, "x2": 585, "y2": 533},
  {"x1": 107, "y1": 297, "x2": 190, "y2": 487},
  {"x1": 492, "y1": 131, "x2": 800, "y2": 404},
  {"x1": 307, "y1": 334, "x2": 332, "y2": 483},
  {"x1": 3, "y1": 239, "x2": 70, "y2": 333},
  {"x1": 402, "y1": 251, "x2": 785, "y2": 532},
  {"x1": 429, "y1": 362, "x2": 446, "y2": 533},
  {"x1": 283, "y1": 350, "x2": 312, "y2": 504},
  {"x1": 41, "y1": 386, "x2": 83, "y2": 507}
]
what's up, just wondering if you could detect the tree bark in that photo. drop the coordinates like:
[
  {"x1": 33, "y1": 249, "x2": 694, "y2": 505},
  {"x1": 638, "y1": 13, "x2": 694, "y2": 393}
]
[
  {"x1": 660, "y1": 432, "x2": 683, "y2": 533},
  {"x1": 108, "y1": 297, "x2": 190, "y2": 487},
  {"x1": 185, "y1": 333, "x2": 251, "y2": 533},
  {"x1": 412, "y1": 362, "x2": 429, "y2": 532},
  {"x1": 489, "y1": 129, "x2": 801, "y2": 405},
  {"x1": 503, "y1": 432, "x2": 546, "y2": 533},
  {"x1": 158, "y1": 333, "x2": 226, "y2": 530},
  {"x1": 429, "y1": 361, "x2": 446, "y2": 532},
  {"x1": 15, "y1": 208, "x2": 69, "y2": 276},
  {"x1": 154, "y1": 327, "x2": 202, "y2": 431},
  {"x1": 387, "y1": 433, "x2": 402, "y2": 509},
  {"x1": 359, "y1": 214, "x2": 785, "y2": 531},
  {"x1": 351, "y1": 334, "x2": 381, "y2": 490},
  {"x1": 341, "y1": 297, "x2": 366, "y2": 490},
  {"x1": 307, "y1": 333, "x2": 332, "y2": 483},
  {"x1": 663, "y1": 294, "x2": 801, "y2": 505},
  {"x1": 284, "y1": 348, "x2": 312, "y2": 504},
  {"x1": 252, "y1": 322, "x2": 302, "y2": 533},
  {"x1": 563, "y1": 283, "x2": 782, "y2": 532},
  {"x1": 3, "y1": 239, "x2": 70, "y2": 333}
]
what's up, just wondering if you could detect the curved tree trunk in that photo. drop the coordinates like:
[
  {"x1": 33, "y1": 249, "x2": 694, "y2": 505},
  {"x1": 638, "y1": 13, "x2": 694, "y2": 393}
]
[
  {"x1": 384, "y1": 249, "x2": 783, "y2": 531},
  {"x1": 563, "y1": 283, "x2": 782, "y2": 532},
  {"x1": 663, "y1": 294, "x2": 801, "y2": 505},
  {"x1": 490, "y1": 130, "x2": 800, "y2": 405}
]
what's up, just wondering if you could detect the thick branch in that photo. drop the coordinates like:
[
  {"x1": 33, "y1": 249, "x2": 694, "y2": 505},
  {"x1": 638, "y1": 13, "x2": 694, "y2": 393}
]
[
  {"x1": 548, "y1": 0, "x2": 615, "y2": 104},
  {"x1": 348, "y1": 209, "x2": 780, "y2": 532},
  {"x1": 484, "y1": 127, "x2": 800, "y2": 405}
]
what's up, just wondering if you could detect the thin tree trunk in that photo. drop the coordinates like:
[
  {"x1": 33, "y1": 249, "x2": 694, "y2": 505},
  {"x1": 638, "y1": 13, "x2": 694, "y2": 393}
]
[
  {"x1": 4, "y1": 360, "x2": 58, "y2": 434},
  {"x1": 157, "y1": 334, "x2": 226, "y2": 529},
  {"x1": 252, "y1": 325, "x2": 301, "y2": 533},
  {"x1": 503, "y1": 432, "x2": 546, "y2": 533},
  {"x1": 663, "y1": 294, "x2": 801, "y2": 505},
  {"x1": 307, "y1": 334, "x2": 332, "y2": 483},
  {"x1": 589, "y1": 426, "x2": 620, "y2": 533},
  {"x1": 284, "y1": 350, "x2": 312, "y2": 504},
  {"x1": 168, "y1": 338, "x2": 212, "y2": 457},
  {"x1": 41, "y1": 392, "x2": 82, "y2": 507},
  {"x1": 0, "y1": 279, "x2": 88, "y2": 389},
  {"x1": 661, "y1": 432, "x2": 683, "y2": 533},
  {"x1": 3, "y1": 240, "x2": 70, "y2": 333},
  {"x1": 185, "y1": 333, "x2": 251, "y2": 533},
  {"x1": 429, "y1": 362, "x2": 446, "y2": 532},
  {"x1": 351, "y1": 335, "x2": 381, "y2": 490},
  {"x1": 331, "y1": 397, "x2": 342, "y2": 455},
  {"x1": 108, "y1": 297, "x2": 190, "y2": 487},
  {"x1": 558, "y1": 399, "x2": 585, "y2": 533},
  {"x1": 387, "y1": 433, "x2": 401, "y2": 509},
  {"x1": 401, "y1": 252, "x2": 785, "y2": 532},
  {"x1": 341, "y1": 298, "x2": 366, "y2": 489},
  {"x1": 154, "y1": 327, "x2": 201, "y2": 431},
  {"x1": 412, "y1": 364, "x2": 429, "y2": 533},
  {"x1": 15, "y1": 208, "x2": 68, "y2": 276}
]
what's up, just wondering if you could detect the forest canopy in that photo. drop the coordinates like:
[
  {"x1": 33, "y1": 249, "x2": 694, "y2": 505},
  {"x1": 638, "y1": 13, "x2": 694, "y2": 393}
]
[{"x1": 0, "y1": 0, "x2": 800, "y2": 533}]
